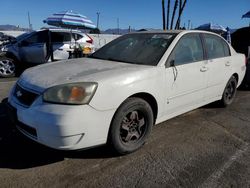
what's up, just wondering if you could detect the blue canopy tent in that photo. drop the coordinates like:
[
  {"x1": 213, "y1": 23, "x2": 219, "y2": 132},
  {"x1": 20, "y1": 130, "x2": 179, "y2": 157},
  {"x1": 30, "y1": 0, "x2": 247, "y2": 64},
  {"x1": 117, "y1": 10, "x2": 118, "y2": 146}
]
[
  {"x1": 242, "y1": 11, "x2": 250, "y2": 26},
  {"x1": 196, "y1": 23, "x2": 227, "y2": 33},
  {"x1": 43, "y1": 10, "x2": 96, "y2": 30},
  {"x1": 43, "y1": 11, "x2": 96, "y2": 59},
  {"x1": 242, "y1": 11, "x2": 250, "y2": 18}
]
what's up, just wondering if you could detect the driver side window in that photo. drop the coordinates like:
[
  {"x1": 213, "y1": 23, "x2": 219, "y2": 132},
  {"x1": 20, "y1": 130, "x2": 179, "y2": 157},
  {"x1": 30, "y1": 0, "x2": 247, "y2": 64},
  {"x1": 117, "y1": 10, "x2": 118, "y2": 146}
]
[
  {"x1": 168, "y1": 33, "x2": 204, "y2": 66},
  {"x1": 23, "y1": 31, "x2": 48, "y2": 45}
]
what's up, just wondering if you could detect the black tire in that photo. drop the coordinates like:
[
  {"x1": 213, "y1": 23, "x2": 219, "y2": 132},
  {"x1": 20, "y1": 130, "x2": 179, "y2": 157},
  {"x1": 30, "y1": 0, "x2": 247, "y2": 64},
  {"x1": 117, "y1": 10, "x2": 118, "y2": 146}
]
[
  {"x1": 109, "y1": 97, "x2": 154, "y2": 155},
  {"x1": 219, "y1": 76, "x2": 237, "y2": 107},
  {"x1": 0, "y1": 57, "x2": 16, "y2": 78}
]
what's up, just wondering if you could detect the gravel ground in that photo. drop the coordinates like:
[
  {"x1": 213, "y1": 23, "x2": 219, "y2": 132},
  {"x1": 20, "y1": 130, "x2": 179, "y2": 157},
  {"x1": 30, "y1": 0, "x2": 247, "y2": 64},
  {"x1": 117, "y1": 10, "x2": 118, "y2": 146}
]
[{"x1": 0, "y1": 78, "x2": 250, "y2": 188}]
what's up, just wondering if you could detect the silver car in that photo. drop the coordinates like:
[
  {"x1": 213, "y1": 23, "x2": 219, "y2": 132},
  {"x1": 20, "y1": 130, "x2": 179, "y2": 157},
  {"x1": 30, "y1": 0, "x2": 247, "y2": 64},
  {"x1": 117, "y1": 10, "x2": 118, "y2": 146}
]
[{"x1": 0, "y1": 29, "x2": 94, "y2": 77}]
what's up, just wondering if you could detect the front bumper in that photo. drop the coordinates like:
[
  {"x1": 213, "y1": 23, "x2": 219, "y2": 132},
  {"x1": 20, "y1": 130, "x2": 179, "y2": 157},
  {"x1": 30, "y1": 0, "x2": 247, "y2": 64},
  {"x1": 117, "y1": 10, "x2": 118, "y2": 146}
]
[{"x1": 8, "y1": 95, "x2": 115, "y2": 150}]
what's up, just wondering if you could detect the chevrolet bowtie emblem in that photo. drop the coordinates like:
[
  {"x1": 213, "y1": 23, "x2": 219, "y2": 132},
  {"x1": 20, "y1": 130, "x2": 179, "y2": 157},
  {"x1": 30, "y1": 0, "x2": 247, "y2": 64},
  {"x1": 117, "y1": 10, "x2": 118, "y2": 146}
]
[{"x1": 16, "y1": 90, "x2": 22, "y2": 97}]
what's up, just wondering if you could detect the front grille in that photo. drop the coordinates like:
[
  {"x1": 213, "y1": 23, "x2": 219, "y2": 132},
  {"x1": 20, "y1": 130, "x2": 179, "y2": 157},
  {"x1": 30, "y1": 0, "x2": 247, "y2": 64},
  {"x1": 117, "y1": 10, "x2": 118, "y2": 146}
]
[{"x1": 14, "y1": 84, "x2": 39, "y2": 107}]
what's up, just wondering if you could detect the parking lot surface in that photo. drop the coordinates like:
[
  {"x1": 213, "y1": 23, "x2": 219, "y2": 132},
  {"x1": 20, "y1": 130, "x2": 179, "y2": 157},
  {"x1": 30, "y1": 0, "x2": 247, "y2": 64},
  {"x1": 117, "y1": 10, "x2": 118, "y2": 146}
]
[{"x1": 0, "y1": 78, "x2": 250, "y2": 187}]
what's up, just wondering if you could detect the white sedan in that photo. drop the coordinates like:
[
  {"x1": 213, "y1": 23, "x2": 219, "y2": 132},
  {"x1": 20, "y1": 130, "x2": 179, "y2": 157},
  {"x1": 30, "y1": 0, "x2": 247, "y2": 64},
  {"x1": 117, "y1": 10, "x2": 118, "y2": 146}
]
[{"x1": 7, "y1": 30, "x2": 246, "y2": 154}]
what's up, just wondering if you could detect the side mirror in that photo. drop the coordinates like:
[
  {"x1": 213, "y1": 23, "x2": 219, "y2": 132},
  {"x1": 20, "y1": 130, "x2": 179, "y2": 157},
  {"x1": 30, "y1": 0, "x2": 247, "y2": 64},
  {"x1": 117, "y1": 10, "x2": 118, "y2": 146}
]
[
  {"x1": 170, "y1": 59, "x2": 175, "y2": 67},
  {"x1": 165, "y1": 59, "x2": 175, "y2": 68}
]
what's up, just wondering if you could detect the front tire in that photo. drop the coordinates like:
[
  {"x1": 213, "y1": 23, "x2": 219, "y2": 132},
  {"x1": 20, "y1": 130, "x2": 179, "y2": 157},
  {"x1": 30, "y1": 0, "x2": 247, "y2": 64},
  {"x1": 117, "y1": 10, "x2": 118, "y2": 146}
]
[
  {"x1": 0, "y1": 57, "x2": 16, "y2": 78},
  {"x1": 109, "y1": 97, "x2": 154, "y2": 155},
  {"x1": 220, "y1": 76, "x2": 237, "y2": 107}
]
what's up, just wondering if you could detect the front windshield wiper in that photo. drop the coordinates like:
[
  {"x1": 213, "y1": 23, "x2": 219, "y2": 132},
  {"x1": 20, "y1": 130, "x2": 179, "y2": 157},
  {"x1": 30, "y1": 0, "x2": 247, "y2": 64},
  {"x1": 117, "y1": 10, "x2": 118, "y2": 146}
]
[
  {"x1": 89, "y1": 56, "x2": 122, "y2": 62},
  {"x1": 89, "y1": 56, "x2": 140, "y2": 65}
]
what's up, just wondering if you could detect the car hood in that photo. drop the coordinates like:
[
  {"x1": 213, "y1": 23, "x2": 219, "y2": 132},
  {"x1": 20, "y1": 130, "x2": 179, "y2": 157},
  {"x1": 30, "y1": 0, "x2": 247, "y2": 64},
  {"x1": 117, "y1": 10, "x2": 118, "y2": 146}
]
[{"x1": 18, "y1": 58, "x2": 154, "y2": 93}]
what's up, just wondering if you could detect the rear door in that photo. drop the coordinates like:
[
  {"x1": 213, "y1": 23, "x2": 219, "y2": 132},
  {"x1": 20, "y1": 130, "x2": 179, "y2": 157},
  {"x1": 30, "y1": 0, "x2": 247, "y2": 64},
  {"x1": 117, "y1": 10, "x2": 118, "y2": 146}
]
[
  {"x1": 51, "y1": 31, "x2": 71, "y2": 60},
  {"x1": 164, "y1": 33, "x2": 207, "y2": 115},
  {"x1": 202, "y1": 34, "x2": 232, "y2": 100}
]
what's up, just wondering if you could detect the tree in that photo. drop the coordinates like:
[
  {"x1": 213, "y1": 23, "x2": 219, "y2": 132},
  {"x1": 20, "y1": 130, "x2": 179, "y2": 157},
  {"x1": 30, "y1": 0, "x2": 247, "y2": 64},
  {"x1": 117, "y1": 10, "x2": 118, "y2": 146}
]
[
  {"x1": 164, "y1": 0, "x2": 187, "y2": 30},
  {"x1": 175, "y1": 0, "x2": 187, "y2": 29},
  {"x1": 177, "y1": 0, "x2": 182, "y2": 29},
  {"x1": 162, "y1": 0, "x2": 166, "y2": 30},
  {"x1": 170, "y1": 0, "x2": 179, "y2": 30},
  {"x1": 166, "y1": 0, "x2": 170, "y2": 30}
]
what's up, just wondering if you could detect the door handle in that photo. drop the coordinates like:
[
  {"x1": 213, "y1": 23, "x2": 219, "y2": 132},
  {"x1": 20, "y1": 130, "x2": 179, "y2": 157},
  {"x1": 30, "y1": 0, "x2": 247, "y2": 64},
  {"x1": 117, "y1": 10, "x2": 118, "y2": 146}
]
[
  {"x1": 200, "y1": 66, "x2": 208, "y2": 72},
  {"x1": 58, "y1": 48, "x2": 63, "y2": 51},
  {"x1": 225, "y1": 61, "x2": 231, "y2": 66}
]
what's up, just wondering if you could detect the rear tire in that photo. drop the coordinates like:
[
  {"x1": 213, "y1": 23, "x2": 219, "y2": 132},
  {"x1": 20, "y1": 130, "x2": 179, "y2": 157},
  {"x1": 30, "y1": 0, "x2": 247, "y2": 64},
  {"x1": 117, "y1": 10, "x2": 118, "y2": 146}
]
[
  {"x1": 0, "y1": 57, "x2": 16, "y2": 78},
  {"x1": 109, "y1": 97, "x2": 153, "y2": 155},
  {"x1": 219, "y1": 76, "x2": 237, "y2": 107}
]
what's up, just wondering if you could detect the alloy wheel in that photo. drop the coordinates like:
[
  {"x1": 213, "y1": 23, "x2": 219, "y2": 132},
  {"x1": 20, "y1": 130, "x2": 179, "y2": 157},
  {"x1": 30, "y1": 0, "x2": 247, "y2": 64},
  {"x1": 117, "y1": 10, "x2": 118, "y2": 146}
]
[
  {"x1": 120, "y1": 110, "x2": 146, "y2": 144},
  {"x1": 0, "y1": 59, "x2": 15, "y2": 76}
]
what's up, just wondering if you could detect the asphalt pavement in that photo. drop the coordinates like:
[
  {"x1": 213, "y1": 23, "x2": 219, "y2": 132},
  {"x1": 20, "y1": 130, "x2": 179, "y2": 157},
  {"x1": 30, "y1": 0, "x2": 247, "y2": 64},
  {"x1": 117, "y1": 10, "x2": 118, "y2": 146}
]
[{"x1": 0, "y1": 78, "x2": 250, "y2": 188}]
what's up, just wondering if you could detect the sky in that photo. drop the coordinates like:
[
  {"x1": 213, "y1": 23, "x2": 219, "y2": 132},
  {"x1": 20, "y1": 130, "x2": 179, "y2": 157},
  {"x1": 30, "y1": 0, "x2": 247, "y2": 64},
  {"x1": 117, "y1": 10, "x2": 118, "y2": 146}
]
[{"x1": 0, "y1": 0, "x2": 249, "y2": 30}]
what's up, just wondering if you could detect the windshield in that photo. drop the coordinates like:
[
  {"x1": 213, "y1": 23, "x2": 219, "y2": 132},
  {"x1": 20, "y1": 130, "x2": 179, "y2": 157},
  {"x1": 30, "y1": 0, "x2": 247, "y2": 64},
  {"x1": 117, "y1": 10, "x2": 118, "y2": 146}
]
[{"x1": 90, "y1": 33, "x2": 176, "y2": 66}]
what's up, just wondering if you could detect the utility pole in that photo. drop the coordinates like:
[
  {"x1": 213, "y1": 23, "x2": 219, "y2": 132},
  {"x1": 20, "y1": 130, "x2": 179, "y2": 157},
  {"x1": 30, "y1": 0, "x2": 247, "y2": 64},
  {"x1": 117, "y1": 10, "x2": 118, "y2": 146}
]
[
  {"x1": 117, "y1": 18, "x2": 120, "y2": 34},
  {"x1": 96, "y1": 12, "x2": 100, "y2": 29},
  {"x1": 28, "y1": 11, "x2": 32, "y2": 31},
  {"x1": 188, "y1": 19, "x2": 191, "y2": 30},
  {"x1": 162, "y1": 0, "x2": 166, "y2": 30}
]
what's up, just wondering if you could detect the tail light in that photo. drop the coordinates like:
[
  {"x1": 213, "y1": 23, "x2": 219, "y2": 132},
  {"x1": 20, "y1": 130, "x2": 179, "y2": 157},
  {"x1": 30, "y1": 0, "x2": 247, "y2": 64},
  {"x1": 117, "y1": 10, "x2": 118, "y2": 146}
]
[{"x1": 86, "y1": 34, "x2": 93, "y2": 44}]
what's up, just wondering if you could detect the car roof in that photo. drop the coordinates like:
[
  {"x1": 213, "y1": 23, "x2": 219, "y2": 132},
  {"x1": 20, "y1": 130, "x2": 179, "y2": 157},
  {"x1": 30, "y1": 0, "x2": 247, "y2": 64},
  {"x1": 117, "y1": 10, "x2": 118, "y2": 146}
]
[
  {"x1": 128, "y1": 30, "x2": 225, "y2": 39},
  {"x1": 136, "y1": 30, "x2": 183, "y2": 34},
  {"x1": 38, "y1": 28, "x2": 84, "y2": 34},
  {"x1": 132, "y1": 29, "x2": 223, "y2": 35}
]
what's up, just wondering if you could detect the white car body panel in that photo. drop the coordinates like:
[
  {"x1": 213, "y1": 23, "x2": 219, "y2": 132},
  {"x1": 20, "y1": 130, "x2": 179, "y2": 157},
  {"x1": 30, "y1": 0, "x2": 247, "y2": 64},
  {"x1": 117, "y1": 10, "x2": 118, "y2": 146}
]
[{"x1": 8, "y1": 30, "x2": 246, "y2": 150}]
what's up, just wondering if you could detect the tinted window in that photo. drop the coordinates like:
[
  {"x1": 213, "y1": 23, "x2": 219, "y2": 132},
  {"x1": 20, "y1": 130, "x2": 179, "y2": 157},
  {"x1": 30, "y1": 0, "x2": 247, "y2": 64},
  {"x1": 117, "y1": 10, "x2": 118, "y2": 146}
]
[
  {"x1": 221, "y1": 39, "x2": 230, "y2": 56},
  {"x1": 16, "y1": 32, "x2": 33, "y2": 41},
  {"x1": 168, "y1": 33, "x2": 204, "y2": 66},
  {"x1": 51, "y1": 32, "x2": 71, "y2": 43},
  {"x1": 90, "y1": 33, "x2": 176, "y2": 66},
  {"x1": 24, "y1": 31, "x2": 48, "y2": 44},
  {"x1": 204, "y1": 34, "x2": 226, "y2": 59},
  {"x1": 73, "y1": 33, "x2": 83, "y2": 40}
]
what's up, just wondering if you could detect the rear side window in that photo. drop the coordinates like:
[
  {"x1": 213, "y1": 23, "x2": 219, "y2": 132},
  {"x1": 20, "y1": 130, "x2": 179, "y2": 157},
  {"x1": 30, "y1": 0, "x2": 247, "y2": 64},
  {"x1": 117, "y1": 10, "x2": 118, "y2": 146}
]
[
  {"x1": 168, "y1": 33, "x2": 204, "y2": 66},
  {"x1": 221, "y1": 39, "x2": 231, "y2": 56},
  {"x1": 73, "y1": 33, "x2": 83, "y2": 40},
  {"x1": 204, "y1": 34, "x2": 229, "y2": 59},
  {"x1": 51, "y1": 32, "x2": 71, "y2": 43}
]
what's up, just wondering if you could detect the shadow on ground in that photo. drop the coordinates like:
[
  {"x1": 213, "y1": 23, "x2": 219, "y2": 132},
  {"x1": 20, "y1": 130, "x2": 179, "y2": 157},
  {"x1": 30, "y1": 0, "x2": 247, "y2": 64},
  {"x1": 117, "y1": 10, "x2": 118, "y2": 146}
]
[{"x1": 0, "y1": 99, "x2": 116, "y2": 170}]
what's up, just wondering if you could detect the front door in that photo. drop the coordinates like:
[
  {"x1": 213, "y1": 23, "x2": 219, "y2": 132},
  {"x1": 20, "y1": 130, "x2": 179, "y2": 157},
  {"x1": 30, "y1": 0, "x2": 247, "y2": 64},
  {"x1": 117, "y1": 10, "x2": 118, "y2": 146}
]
[
  {"x1": 164, "y1": 33, "x2": 207, "y2": 115},
  {"x1": 19, "y1": 30, "x2": 49, "y2": 64}
]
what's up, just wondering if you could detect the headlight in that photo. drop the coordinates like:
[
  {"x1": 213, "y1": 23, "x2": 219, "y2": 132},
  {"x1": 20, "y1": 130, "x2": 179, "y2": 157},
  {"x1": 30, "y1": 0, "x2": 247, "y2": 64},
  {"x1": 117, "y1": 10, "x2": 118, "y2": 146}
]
[{"x1": 43, "y1": 82, "x2": 98, "y2": 105}]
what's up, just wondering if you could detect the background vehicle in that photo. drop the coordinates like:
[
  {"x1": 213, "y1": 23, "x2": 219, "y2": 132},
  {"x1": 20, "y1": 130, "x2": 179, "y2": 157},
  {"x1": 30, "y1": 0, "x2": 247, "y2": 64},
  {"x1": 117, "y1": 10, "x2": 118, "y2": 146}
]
[
  {"x1": 0, "y1": 32, "x2": 16, "y2": 47},
  {"x1": 231, "y1": 27, "x2": 250, "y2": 87},
  {"x1": 0, "y1": 28, "x2": 94, "y2": 77},
  {"x1": 7, "y1": 31, "x2": 246, "y2": 155}
]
